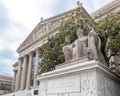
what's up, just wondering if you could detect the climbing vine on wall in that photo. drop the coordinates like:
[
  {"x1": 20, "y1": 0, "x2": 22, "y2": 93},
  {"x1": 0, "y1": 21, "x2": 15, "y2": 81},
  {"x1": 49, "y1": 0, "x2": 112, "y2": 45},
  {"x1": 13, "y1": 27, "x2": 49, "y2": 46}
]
[{"x1": 94, "y1": 13, "x2": 120, "y2": 67}]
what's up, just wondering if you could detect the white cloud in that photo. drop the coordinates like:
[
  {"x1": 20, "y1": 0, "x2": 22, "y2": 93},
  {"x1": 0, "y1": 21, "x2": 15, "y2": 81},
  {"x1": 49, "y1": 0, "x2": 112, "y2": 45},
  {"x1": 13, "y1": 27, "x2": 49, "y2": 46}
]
[
  {"x1": 0, "y1": 0, "x2": 112, "y2": 76},
  {"x1": 1, "y1": 0, "x2": 59, "y2": 31},
  {"x1": 87, "y1": 0, "x2": 112, "y2": 12}
]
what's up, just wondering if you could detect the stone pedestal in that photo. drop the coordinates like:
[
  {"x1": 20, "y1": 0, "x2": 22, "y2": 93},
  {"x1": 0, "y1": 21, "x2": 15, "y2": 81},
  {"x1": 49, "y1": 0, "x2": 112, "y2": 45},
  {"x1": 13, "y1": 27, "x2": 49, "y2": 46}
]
[{"x1": 38, "y1": 60, "x2": 120, "y2": 96}]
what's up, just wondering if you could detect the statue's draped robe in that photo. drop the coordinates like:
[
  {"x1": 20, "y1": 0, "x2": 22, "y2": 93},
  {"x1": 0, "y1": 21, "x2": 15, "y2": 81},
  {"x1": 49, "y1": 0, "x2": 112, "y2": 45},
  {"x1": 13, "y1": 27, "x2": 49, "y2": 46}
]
[
  {"x1": 88, "y1": 29, "x2": 106, "y2": 64},
  {"x1": 73, "y1": 37, "x2": 87, "y2": 59},
  {"x1": 88, "y1": 34, "x2": 99, "y2": 60},
  {"x1": 62, "y1": 44, "x2": 73, "y2": 61}
]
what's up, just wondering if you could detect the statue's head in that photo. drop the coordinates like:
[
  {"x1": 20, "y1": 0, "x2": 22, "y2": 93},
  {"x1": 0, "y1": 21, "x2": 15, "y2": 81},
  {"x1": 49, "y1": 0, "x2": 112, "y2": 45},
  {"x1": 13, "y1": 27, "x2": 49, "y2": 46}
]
[
  {"x1": 89, "y1": 27, "x2": 97, "y2": 37},
  {"x1": 77, "y1": 29, "x2": 84, "y2": 37}
]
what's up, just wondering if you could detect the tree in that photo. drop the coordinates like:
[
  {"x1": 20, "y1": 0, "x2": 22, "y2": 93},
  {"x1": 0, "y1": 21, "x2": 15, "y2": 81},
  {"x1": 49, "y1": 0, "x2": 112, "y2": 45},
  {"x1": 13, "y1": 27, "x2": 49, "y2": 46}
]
[
  {"x1": 0, "y1": 84, "x2": 12, "y2": 91},
  {"x1": 94, "y1": 13, "x2": 120, "y2": 67}
]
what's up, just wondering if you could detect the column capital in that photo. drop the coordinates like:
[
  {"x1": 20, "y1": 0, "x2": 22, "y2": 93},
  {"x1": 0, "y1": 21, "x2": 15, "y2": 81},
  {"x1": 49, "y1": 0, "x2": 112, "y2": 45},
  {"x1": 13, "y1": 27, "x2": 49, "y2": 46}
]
[
  {"x1": 29, "y1": 51, "x2": 34, "y2": 56},
  {"x1": 18, "y1": 57, "x2": 23, "y2": 61},
  {"x1": 13, "y1": 69, "x2": 17, "y2": 72},
  {"x1": 34, "y1": 48, "x2": 40, "y2": 53},
  {"x1": 23, "y1": 54, "x2": 28, "y2": 58}
]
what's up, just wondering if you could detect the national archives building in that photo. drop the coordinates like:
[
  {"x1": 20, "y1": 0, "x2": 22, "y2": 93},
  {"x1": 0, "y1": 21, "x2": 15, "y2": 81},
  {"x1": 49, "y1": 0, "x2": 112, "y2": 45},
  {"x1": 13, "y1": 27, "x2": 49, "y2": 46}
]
[{"x1": 13, "y1": 0, "x2": 120, "y2": 93}]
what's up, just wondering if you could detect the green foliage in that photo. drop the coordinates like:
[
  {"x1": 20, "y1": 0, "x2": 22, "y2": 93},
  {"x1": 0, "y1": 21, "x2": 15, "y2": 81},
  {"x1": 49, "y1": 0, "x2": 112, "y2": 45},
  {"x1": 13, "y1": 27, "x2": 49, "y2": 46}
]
[
  {"x1": 0, "y1": 84, "x2": 12, "y2": 91},
  {"x1": 39, "y1": 8, "x2": 91, "y2": 74},
  {"x1": 94, "y1": 13, "x2": 120, "y2": 66}
]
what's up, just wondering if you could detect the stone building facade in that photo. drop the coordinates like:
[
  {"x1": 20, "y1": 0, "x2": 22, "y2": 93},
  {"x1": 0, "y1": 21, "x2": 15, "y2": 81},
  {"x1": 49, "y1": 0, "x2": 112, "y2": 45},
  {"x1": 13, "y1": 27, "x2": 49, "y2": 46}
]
[
  {"x1": 13, "y1": 0, "x2": 120, "y2": 93},
  {"x1": 0, "y1": 74, "x2": 13, "y2": 95}
]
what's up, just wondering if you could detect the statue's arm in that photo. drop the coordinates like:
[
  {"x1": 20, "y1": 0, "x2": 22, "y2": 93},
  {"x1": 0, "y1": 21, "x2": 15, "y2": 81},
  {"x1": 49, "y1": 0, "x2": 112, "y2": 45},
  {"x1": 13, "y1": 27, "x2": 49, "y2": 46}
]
[
  {"x1": 72, "y1": 40, "x2": 78, "y2": 47},
  {"x1": 85, "y1": 36, "x2": 88, "y2": 41},
  {"x1": 71, "y1": 42, "x2": 75, "y2": 47}
]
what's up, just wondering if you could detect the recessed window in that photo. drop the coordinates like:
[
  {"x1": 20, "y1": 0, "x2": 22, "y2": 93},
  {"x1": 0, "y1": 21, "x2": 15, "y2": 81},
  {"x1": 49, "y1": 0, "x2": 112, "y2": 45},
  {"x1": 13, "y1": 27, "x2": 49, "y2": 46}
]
[{"x1": 34, "y1": 90, "x2": 38, "y2": 95}]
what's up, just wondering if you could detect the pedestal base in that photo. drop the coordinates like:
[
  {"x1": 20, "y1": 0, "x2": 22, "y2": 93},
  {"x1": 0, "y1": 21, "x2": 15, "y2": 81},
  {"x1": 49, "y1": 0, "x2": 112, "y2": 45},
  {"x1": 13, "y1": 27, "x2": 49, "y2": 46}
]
[{"x1": 38, "y1": 60, "x2": 120, "y2": 96}]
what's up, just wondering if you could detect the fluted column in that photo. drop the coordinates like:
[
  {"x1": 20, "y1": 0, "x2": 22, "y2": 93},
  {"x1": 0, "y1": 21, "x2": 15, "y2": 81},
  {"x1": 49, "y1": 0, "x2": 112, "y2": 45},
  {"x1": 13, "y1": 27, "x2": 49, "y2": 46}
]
[
  {"x1": 15, "y1": 58, "x2": 22, "y2": 91},
  {"x1": 33, "y1": 48, "x2": 39, "y2": 86},
  {"x1": 20, "y1": 55, "x2": 28, "y2": 90},
  {"x1": 13, "y1": 70, "x2": 17, "y2": 91},
  {"x1": 26, "y1": 52, "x2": 33, "y2": 90}
]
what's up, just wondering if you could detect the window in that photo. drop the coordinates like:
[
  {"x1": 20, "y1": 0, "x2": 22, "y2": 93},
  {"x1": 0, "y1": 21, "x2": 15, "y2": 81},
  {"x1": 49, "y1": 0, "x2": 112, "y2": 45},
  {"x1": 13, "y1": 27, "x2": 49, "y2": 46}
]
[{"x1": 34, "y1": 90, "x2": 38, "y2": 95}]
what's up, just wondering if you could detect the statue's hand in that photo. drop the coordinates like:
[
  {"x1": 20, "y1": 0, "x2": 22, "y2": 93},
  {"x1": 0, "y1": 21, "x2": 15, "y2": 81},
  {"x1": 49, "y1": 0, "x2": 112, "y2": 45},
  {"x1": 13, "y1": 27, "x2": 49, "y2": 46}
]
[{"x1": 72, "y1": 43, "x2": 75, "y2": 47}]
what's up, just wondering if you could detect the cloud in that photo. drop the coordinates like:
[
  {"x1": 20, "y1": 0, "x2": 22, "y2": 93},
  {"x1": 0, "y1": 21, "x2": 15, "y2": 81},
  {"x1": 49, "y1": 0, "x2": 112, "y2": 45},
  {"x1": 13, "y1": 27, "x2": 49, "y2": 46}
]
[
  {"x1": 0, "y1": 49, "x2": 16, "y2": 60},
  {"x1": 0, "y1": 2, "x2": 10, "y2": 30},
  {"x1": 86, "y1": 0, "x2": 112, "y2": 12},
  {"x1": 50, "y1": 0, "x2": 78, "y2": 14},
  {"x1": 0, "y1": 60, "x2": 13, "y2": 76},
  {"x1": 0, "y1": 0, "x2": 112, "y2": 76},
  {"x1": 0, "y1": 49, "x2": 16, "y2": 76}
]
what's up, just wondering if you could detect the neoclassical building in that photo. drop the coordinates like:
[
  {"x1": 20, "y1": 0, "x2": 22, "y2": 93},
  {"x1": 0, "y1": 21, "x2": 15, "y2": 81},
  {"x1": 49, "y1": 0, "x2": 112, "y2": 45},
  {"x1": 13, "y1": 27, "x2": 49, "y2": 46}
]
[
  {"x1": 13, "y1": 0, "x2": 120, "y2": 93},
  {"x1": 0, "y1": 74, "x2": 13, "y2": 95}
]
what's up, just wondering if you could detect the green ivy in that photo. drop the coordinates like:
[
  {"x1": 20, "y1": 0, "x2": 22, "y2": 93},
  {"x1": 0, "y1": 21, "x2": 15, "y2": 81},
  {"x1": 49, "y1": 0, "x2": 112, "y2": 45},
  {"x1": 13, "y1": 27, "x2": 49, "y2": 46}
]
[
  {"x1": 0, "y1": 84, "x2": 12, "y2": 91},
  {"x1": 94, "y1": 13, "x2": 120, "y2": 66}
]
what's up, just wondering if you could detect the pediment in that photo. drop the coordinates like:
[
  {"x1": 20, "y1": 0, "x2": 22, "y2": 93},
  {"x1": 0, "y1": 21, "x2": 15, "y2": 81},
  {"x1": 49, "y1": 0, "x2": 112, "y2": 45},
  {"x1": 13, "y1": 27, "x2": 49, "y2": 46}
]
[{"x1": 17, "y1": 6, "x2": 94, "y2": 53}]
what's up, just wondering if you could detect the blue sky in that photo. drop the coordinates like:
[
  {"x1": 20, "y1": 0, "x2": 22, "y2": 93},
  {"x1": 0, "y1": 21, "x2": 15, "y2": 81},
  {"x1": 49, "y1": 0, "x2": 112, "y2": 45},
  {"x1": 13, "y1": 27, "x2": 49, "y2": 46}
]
[{"x1": 0, "y1": 0, "x2": 112, "y2": 76}]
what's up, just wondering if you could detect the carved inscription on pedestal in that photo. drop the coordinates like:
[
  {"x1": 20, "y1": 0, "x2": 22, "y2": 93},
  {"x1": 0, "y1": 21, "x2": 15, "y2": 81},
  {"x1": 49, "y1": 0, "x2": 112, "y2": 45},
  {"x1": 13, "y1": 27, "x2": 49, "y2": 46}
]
[{"x1": 47, "y1": 75, "x2": 80, "y2": 93}]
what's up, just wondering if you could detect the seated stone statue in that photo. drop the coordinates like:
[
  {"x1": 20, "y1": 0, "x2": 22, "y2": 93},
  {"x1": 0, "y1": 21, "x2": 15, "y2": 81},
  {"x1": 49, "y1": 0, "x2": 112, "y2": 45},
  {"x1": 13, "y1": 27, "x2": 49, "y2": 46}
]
[
  {"x1": 63, "y1": 29, "x2": 87, "y2": 61},
  {"x1": 63, "y1": 28, "x2": 105, "y2": 64}
]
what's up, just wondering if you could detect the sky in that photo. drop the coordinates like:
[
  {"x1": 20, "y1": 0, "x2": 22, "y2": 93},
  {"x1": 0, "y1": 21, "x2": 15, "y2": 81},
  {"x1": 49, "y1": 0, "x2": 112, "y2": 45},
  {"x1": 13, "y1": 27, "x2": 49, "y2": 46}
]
[{"x1": 0, "y1": 0, "x2": 112, "y2": 76}]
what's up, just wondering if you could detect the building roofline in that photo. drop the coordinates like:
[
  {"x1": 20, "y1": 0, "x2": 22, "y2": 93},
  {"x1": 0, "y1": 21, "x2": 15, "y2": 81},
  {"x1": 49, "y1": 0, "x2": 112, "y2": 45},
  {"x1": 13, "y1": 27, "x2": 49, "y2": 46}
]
[
  {"x1": 0, "y1": 74, "x2": 13, "y2": 80},
  {"x1": 91, "y1": 0, "x2": 120, "y2": 18}
]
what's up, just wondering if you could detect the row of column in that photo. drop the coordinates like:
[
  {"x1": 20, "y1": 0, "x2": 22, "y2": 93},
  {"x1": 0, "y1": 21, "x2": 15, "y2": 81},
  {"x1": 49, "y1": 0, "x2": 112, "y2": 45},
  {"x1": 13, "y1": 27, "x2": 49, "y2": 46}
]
[{"x1": 15, "y1": 48, "x2": 40, "y2": 91}]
